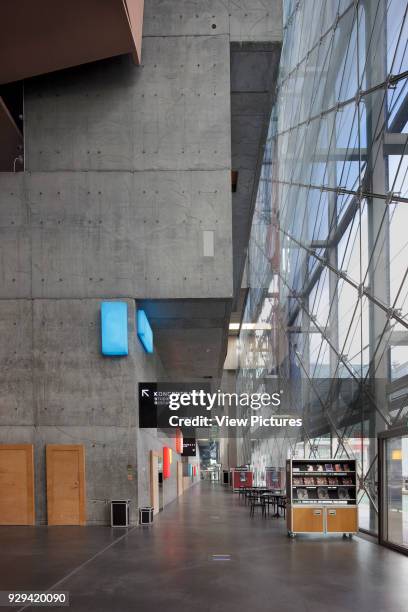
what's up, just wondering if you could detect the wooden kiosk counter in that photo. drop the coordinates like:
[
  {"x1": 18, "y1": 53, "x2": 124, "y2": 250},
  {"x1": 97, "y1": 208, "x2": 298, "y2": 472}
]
[{"x1": 286, "y1": 459, "x2": 358, "y2": 537}]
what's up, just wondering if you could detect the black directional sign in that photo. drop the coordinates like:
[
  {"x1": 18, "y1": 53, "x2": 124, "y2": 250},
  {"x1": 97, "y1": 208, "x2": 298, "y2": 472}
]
[
  {"x1": 138, "y1": 383, "x2": 159, "y2": 427},
  {"x1": 138, "y1": 382, "x2": 211, "y2": 429},
  {"x1": 182, "y1": 438, "x2": 197, "y2": 456}
]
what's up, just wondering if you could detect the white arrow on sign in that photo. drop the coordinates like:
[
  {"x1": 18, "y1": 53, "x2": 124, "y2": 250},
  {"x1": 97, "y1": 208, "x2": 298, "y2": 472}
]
[{"x1": 142, "y1": 389, "x2": 150, "y2": 398}]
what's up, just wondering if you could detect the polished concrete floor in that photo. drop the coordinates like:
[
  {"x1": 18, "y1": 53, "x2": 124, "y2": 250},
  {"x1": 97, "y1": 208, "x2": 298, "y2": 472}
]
[{"x1": 1, "y1": 483, "x2": 408, "y2": 611}]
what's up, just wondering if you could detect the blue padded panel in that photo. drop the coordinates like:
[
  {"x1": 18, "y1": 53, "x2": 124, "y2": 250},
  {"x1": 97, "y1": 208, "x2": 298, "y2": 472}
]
[
  {"x1": 101, "y1": 302, "x2": 128, "y2": 356},
  {"x1": 137, "y1": 309, "x2": 153, "y2": 353}
]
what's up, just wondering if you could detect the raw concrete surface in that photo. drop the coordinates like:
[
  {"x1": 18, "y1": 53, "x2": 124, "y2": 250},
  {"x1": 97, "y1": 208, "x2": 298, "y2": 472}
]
[
  {"x1": 0, "y1": 171, "x2": 232, "y2": 300},
  {"x1": 0, "y1": 483, "x2": 407, "y2": 612},
  {"x1": 0, "y1": 298, "x2": 177, "y2": 525},
  {"x1": 0, "y1": 0, "x2": 283, "y2": 526}
]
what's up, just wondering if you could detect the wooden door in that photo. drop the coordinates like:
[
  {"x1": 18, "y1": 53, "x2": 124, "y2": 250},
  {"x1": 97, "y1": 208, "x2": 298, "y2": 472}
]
[
  {"x1": 46, "y1": 445, "x2": 85, "y2": 525},
  {"x1": 0, "y1": 444, "x2": 35, "y2": 525},
  {"x1": 177, "y1": 461, "x2": 183, "y2": 497},
  {"x1": 150, "y1": 451, "x2": 159, "y2": 515}
]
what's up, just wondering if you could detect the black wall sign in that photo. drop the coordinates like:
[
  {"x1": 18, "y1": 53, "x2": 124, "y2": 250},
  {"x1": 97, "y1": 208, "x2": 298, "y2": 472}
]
[
  {"x1": 138, "y1": 382, "x2": 211, "y2": 429},
  {"x1": 139, "y1": 383, "x2": 158, "y2": 428},
  {"x1": 182, "y1": 438, "x2": 197, "y2": 457}
]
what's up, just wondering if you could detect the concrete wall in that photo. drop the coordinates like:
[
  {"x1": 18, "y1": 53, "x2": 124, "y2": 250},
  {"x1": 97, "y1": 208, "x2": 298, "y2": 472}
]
[
  {"x1": 143, "y1": 0, "x2": 281, "y2": 43},
  {"x1": 0, "y1": 298, "x2": 169, "y2": 524},
  {"x1": 22, "y1": 35, "x2": 233, "y2": 300},
  {"x1": 229, "y1": 0, "x2": 282, "y2": 42},
  {"x1": 0, "y1": 170, "x2": 231, "y2": 300},
  {"x1": 0, "y1": 0, "x2": 282, "y2": 523},
  {"x1": 136, "y1": 431, "x2": 200, "y2": 509},
  {"x1": 137, "y1": 429, "x2": 179, "y2": 510}
]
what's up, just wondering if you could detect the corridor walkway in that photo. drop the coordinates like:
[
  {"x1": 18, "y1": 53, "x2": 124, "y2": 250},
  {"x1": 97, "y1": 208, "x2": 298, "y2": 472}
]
[{"x1": 1, "y1": 482, "x2": 408, "y2": 611}]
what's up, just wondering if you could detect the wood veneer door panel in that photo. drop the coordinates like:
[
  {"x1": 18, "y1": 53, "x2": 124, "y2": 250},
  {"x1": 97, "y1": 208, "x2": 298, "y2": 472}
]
[
  {"x1": 326, "y1": 507, "x2": 358, "y2": 533},
  {"x1": 177, "y1": 461, "x2": 183, "y2": 497},
  {"x1": 0, "y1": 445, "x2": 35, "y2": 525},
  {"x1": 292, "y1": 507, "x2": 324, "y2": 532},
  {"x1": 46, "y1": 445, "x2": 85, "y2": 525},
  {"x1": 150, "y1": 451, "x2": 159, "y2": 515}
]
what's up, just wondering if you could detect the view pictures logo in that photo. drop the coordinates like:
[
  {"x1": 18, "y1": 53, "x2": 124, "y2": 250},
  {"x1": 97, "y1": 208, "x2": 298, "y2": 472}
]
[{"x1": 168, "y1": 389, "x2": 282, "y2": 411}]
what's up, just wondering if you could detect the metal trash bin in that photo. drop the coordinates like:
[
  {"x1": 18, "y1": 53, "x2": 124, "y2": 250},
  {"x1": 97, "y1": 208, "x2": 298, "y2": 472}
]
[
  {"x1": 111, "y1": 499, "x2": 131, "y2": 527},
  {"x1": 139, "y1": 506, "x2": 154, "y2": 525}
]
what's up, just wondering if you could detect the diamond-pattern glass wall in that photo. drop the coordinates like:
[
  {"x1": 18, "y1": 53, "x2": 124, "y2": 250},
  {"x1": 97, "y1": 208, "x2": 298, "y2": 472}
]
[{"x1": 236, "y1": 0, "x2": 408, "y2": 534}]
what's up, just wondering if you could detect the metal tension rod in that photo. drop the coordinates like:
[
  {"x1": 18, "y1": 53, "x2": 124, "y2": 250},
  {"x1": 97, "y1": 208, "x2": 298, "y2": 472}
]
[
  {"x1": 274, "y1": 179, "x2": 408, "y2": 205},
  {"x1": 293, "y1": 348, "x2": 352, "y2": 459},
  {"x1": 278, "y1": 225, "x2": 408, "y2": 330},
  {"x1": 278, "y1": 271, "x2": 392, "y2": 428}
]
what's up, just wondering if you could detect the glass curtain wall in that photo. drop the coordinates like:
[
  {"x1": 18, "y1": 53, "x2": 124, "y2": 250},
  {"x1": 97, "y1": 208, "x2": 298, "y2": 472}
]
[
  {"x1": 382, "y1": 432, "x2": 408, "y2": 549},
  {"x1": 236, "y1": 0, "x2": 408, "y2": 535}
]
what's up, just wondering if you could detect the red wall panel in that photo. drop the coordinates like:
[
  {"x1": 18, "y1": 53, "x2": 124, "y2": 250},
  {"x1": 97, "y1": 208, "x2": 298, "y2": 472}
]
[
  {"x1": 163, "y1": 447, "x2": 171, "y2": 479},
  {"x1": 233, "y1": 471, "x2": 253, "y2": 489}
]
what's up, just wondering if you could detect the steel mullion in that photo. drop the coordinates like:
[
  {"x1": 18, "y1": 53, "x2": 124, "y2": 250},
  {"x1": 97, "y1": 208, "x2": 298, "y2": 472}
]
[
  {"x1": 278, "y1": 14, "x2": 344, "y2": 234},
  {"x1": 360, "y1": 111, "x2": 408, "y2": 379},
  {"x1": 270, "y1": 361, "x2": 316, "y2": 454},
  {"x1": 280, "y1": 2, "x2": 358, "y2": 91},
  {"x1": 389, "y1": 85, "x2": 408, "y2": 131},
  {"x1": 361, "y1": 483, "x2": 379, "y2": 515},
  {"x1": 274, "y1": 179, "x2": 408, "y2": 204},
  {"x1": 308, "y1": 195, "x2": 364, "y2": 380},
  {"x1": 285, "y1": 215, "x2": 364, "y2": 390},
  {"x1": 274, "y1": 69, "x2": 408, "y2": 141},
  {"x1": 364, "y1": 265, "x2": 408, "y2": 383},
  {"x1": 279, "y1": 270, "x2": 392, "y2": 426},
  {"x1": 293, "y1": 347, "x2": 352, "y2": 458},
  {"x1": 279, "y1": 224, "x2": 408, "y2": 330}
]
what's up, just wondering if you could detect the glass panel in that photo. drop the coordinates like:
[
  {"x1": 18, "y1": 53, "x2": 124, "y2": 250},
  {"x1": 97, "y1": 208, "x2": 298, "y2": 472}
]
[
  {"x1": 234, "y1": 0, "x2": 408, "y2": 539},
  {"x1": 387, "y1": 0, "x2": 408, "y2": 75},
  {"x1": 385, "y1": 434, "x2": 408, "y2": 548}
]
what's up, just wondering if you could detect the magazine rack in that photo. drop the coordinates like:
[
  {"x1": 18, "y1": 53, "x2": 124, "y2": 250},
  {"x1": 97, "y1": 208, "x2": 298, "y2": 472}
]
[{"x1": 286, "y1": 458, "x2": 358, "y2": 537}]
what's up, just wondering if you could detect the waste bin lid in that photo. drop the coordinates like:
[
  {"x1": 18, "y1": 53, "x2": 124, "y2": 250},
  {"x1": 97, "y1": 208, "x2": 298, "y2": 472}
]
[
  {"x1": 140, "y1": 506, "x2": 153, "y2": 510},
  {"x1": 111, "y1": 499, "x2": 131, "y2": 503}
]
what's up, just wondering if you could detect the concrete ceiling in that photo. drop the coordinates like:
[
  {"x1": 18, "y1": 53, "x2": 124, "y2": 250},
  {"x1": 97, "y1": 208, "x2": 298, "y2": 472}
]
[{"x1": 140, "y1": 299, "x2": 231, "y2": 382}]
